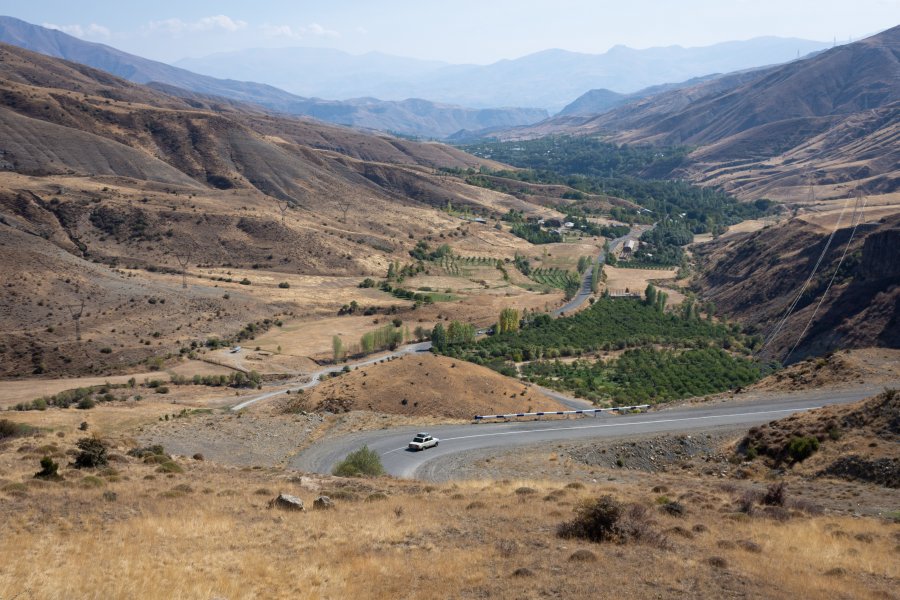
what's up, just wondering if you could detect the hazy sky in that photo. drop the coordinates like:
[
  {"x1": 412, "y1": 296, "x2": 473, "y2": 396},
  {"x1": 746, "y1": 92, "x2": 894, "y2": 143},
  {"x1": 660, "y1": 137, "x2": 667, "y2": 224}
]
[{"x1": 2, "y1": 0, "x2": 897, "y2": 63}]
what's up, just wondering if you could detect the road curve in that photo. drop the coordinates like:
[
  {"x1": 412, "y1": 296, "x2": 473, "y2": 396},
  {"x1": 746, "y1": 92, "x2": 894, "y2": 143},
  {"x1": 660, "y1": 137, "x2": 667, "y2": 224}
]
[
  {"x1": 289, "y1": 386, "x2": 886, "y2": 480},
  {"x1": 551, "y1": 226, "x2": 646, "y2": 317}
]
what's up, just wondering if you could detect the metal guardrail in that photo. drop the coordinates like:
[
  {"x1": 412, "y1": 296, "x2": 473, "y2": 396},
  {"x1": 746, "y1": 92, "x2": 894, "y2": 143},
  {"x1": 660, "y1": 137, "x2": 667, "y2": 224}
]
[{"x1": 474, "y1": 404, "x2": 650, "y2": 420}]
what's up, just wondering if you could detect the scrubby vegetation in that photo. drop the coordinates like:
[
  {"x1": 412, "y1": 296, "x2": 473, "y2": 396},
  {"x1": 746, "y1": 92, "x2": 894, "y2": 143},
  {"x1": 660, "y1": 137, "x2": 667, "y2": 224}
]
[
  {"x1": 332, "y1": 445, "x2": 385, "y2": 477},
  {"x1": 0, "y1": 419, "x2": 38, "y2": 440}
]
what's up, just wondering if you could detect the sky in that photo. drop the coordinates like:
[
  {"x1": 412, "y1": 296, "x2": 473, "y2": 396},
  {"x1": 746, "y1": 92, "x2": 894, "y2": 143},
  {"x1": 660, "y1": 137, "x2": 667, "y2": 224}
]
[{"x1": 1, "y1": 0, "x2": 897, "y2": 64}]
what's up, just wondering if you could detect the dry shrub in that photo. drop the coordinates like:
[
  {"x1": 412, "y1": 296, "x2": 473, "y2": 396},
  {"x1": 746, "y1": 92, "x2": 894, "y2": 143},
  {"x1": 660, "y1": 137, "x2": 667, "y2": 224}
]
[
  {"x1": 558, "y1": 496, "x2": 664, "y2": 546},
  {"x1": 736, "y1": 539, "x2": 763, "y2": 553},
  {"x1": 707, "y1": 556, "x2": 728, "y2": 569},
  {"x1": 568, "y1": 549, "x2": 597, "y2": 562},
  {"x1": 762, "y1": 482, "x2": 786, "y2": 506},
  {"x1": 74, "y1": 438, "x2": 107, "y2": 469},
  {"x1": 515, "y1": 486, "x2": 537, "y2": 496},
  {"x1": 511, "y1": 567, "x2": 534, "y2": 578}
]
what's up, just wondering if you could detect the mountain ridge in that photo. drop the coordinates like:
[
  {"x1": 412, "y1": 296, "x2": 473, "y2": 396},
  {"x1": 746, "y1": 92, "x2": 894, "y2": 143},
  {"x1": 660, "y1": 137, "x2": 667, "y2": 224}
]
[
  {"x1": 0, "y1": 16, "x2": 547, "y2": 139},
  {"x1": 175, "y1": 35, "x2": 832, "y2": 111}
]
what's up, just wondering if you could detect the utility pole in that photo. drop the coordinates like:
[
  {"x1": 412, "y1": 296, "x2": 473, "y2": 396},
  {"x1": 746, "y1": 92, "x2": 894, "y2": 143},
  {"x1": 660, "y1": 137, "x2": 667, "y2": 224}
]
[
  {"x1": 66, "y1": 297, "x2": 86, "y2": 342},
  {"x1": 174, "y1": 248, "x2": 193, "y2": 289},
  {"x1": 335, "y1": 198, "x2": 351, "y2": 223},
  {"x1": 276, "y1": 199, "x2": 291, "y2": 226}
]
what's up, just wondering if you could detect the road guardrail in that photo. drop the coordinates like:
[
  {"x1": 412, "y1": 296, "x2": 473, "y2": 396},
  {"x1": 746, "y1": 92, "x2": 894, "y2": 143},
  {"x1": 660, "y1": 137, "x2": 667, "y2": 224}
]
[{"x1": 474, "y1": 404, "x2": 650, "y2": 420}]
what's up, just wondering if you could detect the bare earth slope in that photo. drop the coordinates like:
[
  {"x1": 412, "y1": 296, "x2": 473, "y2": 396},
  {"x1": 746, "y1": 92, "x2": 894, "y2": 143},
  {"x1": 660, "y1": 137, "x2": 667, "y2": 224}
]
[
  {"x1": 285, "y1": 353, "x2": 566, "y2": 419},
  {"x1": 0, "y1": 43, "x2": 542, "y2": 378},
  {"x1": 694, "y1": 214, "x2": 900, "y2": 363}
]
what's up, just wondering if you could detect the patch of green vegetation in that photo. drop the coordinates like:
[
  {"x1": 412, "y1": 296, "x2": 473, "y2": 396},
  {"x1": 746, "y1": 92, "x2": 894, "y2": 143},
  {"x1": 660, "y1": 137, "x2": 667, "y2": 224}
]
[
  {"x1": 521, "y1": 347, "x2": 760, "y2": 404},
  {"x1": 439, "y1": 296, "x2": 757, "y2": 364},
  {"x1": 510, "y1": 222, "x2": 562, "y2": 245},
  {"x1": 437, "y1": 295, "x2": 763, "y2": 403},
  {"x1": 787, "y1": 436, "x2": 820, "y2": 463},
  {"x1": 333, "y1": 445, "x2": 385, "y2": 477},
  {"x1": 457, "y1": 137, "x2": 774, "y2": 234}
]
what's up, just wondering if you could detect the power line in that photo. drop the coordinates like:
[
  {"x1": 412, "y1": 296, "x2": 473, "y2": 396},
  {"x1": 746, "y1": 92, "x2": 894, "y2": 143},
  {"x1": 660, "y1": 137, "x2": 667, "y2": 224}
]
[
  {"x1": 757, "y1": 196, "x2": 852, "y2": 359},
  {"x1": 783, "y1": 191, "x2": 868, "y2": 362}
]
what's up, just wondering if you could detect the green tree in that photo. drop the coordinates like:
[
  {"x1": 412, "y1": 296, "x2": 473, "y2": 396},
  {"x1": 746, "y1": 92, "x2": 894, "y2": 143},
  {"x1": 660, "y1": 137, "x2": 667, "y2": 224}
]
[
  {"x1": 447, "y1": 321, "x2": 476, "y2": 345},
  {"x1": 644, "y1": 284, "x2": 657, "y2": 306},
  {"x1": 431, "y1": 323, "x2": 447, "y2": 351},
  {"x1": 332, "y1": 335, "x2": 344, "y2": 362},
  {"x1": 498, "y1": 308, "x2": 520, "y2": 334}
]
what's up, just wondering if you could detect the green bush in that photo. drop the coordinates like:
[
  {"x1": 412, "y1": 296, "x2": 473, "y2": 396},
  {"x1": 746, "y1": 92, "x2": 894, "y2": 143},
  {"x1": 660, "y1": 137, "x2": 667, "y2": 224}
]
[
  {"x1": 34, "y1": 456, "x2": 61, "y2": 480},
  {"x1": 74, "y1": 437, "x2": 108, "y2": 469},
  {"x1": 77, "y1": 397, "x2": 96, "y2": 410},
  {"x1": 278, "y1": 282, "x2": 290, "y2": 289},
  {"x1": 787, "y1": 436, "x2": 819, "y2": 463},
  {"x1": 333, "y1": 445, "x2": 385, "y2": 477}
]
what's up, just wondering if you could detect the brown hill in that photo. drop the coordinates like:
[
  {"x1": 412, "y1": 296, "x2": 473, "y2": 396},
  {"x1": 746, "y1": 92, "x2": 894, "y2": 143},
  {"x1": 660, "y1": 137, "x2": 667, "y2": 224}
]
[
  {"x1": 503, "y1": 27, "x2": 900, "y2": 201},
  {"x1": 0, "y1": 43, "x2": 543, "y2": 378},
  {"x1": 0, "y1": 17, "x2": 547, "y2": 139},
  {"x1": 694, "y1": 213, "x2": 900, "y2": 362},
  {"x1": 284, "y1": 353, "x2": 566, "y2": 419}
]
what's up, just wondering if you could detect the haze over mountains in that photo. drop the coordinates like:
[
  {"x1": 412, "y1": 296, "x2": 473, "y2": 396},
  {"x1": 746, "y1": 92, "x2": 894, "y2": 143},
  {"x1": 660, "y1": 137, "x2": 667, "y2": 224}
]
[
  {"x1": 0, "y1": 16, "x2": 546, "y2": 139},
  {"x1": 177, "y1": 38, "x2": 833, "y2": 112},
  {"x1": 503, "y1": 25, "x2": 900, "y2": 201}
]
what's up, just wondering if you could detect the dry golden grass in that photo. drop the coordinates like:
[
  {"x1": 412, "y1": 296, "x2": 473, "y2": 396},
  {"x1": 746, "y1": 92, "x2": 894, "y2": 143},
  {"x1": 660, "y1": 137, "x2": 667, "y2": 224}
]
[
  {"x1": 1, "y1": 397, "x2": 898, "y2": 600},
  {"x1": 1, "y1": 453, "x2": 896, "y2": 600}
]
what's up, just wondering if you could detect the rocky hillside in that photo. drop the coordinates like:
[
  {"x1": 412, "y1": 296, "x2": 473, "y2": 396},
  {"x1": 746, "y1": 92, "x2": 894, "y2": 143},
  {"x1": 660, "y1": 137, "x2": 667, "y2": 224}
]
[
  {"x1": 694, "y1": 214, "x2": 900, "y2": 363},
  {"x1": 739, "y1": 389, "x2": 899, "y2": 487}
]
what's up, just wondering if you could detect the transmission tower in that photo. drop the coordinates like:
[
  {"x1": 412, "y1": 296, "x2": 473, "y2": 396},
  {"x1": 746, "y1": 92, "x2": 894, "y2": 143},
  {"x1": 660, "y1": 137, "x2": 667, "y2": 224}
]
[{"x1": 65, "y1": 297, "x2": 86, "y2": 341}]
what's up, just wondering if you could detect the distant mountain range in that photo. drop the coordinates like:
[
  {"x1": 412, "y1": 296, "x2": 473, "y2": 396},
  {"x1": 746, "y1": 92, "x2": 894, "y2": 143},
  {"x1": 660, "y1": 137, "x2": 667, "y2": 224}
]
[
  {"x1": 497, "y1": 26, "x2": 900, "y2": 201},
  {"x1": 0, "y1": 16, "x2": 546, "y2": 138},
  {"x1": 177, "y1": 38, "x2": 833, "y2": 112}
]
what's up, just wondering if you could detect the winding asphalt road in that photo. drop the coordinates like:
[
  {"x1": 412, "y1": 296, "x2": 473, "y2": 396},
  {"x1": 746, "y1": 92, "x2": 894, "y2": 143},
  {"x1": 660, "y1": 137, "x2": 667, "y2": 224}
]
[
  {"x1": 289, "y1": 386, "x2": 888, "y2": 479},
  {"x1": 551, "y1": 225, "x2": 648, "y2": 317}
]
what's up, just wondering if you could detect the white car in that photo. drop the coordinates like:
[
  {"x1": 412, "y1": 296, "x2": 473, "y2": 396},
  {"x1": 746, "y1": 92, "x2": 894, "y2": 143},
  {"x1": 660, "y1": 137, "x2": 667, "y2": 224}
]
[{"x1": 408, "y1": 433, "x2": 439, "y2": 451}]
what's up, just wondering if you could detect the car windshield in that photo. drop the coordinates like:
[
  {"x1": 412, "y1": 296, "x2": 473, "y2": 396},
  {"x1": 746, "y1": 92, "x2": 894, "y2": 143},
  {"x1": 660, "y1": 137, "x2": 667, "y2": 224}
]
[{"x1": 413, "y1": 437, "x2": 426, "y2": 442}]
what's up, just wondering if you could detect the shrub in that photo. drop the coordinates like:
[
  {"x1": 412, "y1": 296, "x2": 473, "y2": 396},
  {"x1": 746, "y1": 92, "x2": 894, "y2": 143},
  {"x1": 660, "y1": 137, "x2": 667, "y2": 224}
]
[
  {"x1": 34, "y1": 456, "x2": 61, "y2": 480},
  {"x1": 0, "y1": 419, "x2": 36, "y2": 440},
  {"x1": 278, "y1": 282, "x2": 290, "y2": 289},
  {"x1": 787, "y1": 436, "x2": 819, "y2": 463},
  {"x1": 74, "y1": 437, "x2": 108, "y2": 469},
  {"x1": 239, "y1": 278, "x2": 251, "y2": 285},
  {"x1": 762, "y1": 482, "x2": 786, "y2": 506},
  {"x1": 77, "y1": 397, "x2": 96, "y2": 410},
  {"x1": 332, "y1": 445, "x2": 385, "y2": 477},
  {"x1": 157, "y1": 461, "x2": 184, "y2": 474},
  {"x1": 557, "y1": 495, "x2": 622, "y2": 543},
  {"x1": 155, "y1": 386, "x2": 170, "y2": 394}
]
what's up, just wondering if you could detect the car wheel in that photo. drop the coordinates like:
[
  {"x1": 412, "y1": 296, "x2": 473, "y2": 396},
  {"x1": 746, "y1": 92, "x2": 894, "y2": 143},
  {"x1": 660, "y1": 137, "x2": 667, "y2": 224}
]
[{"x1": 435, "y1": 442, "x2": 439, "y2": 447}]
